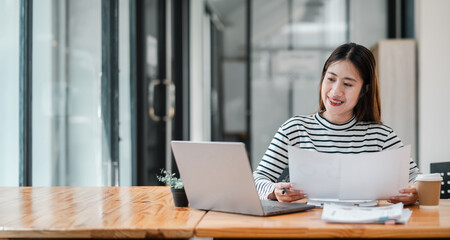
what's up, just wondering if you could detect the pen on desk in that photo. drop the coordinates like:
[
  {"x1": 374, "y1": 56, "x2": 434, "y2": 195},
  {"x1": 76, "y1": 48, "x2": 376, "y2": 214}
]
[{"x1": 281, "y1": 188, "x2": 286, "y2": 195}]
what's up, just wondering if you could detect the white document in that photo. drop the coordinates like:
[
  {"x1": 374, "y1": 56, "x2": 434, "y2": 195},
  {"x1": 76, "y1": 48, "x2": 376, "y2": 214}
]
[
  {"x1": 288, "y1": 145, "x2": 411, "y2": 200},
  {"x1": 321, "y1": 203, "x2": 412, "y2": 224}
]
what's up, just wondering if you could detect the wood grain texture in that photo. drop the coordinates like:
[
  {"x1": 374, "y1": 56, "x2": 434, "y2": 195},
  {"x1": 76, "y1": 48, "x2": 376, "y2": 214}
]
[
  {"x1": 195, "y1": 200, "x2": 450, "y2": 238},
  {"x1": 3, "y1": 187, "x2": 449, "y2": 239},
  {"x1": 0, "y1": 187, "x2": 205, "y2": 239}
]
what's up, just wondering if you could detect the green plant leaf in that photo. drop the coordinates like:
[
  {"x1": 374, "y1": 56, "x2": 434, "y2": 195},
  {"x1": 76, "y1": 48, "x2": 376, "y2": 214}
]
[{"x1": 156, "y1": 168, "x2": 184, "y2": 189}]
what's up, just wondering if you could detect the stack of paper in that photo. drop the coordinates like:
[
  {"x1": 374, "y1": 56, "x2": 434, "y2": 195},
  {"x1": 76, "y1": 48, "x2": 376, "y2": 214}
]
[{"x1": 321, "y1": 203, "x2": 412, "y2": 224}]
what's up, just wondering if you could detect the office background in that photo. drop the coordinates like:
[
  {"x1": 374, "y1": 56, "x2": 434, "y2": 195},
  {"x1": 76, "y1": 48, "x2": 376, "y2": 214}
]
[{"x1": 0, "y1": 0, "x2": 449, "y2": 187}]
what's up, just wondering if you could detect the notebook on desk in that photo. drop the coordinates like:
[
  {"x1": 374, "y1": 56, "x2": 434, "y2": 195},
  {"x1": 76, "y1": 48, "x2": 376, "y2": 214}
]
[{"x1": 171, "y1": 141, "x2": 315, "y2": 216}]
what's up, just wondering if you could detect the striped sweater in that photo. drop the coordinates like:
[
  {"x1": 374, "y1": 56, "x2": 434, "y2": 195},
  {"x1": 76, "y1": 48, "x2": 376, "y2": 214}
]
[{"x1": 253, "y1": 112, "x2": 420, "y2": 200}]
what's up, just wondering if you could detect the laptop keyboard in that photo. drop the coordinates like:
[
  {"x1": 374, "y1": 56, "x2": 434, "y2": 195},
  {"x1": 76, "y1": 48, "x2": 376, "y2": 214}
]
[
  {"x1": 262, "y1": 201, "x2": 285, "y2": 211},
  {"x1": 261, "y1": 200, "x2": 304, "y2": 211}
]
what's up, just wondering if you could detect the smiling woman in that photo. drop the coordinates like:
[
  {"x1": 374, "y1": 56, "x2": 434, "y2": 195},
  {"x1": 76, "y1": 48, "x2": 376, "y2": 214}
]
[
  {"x1": 320, "y1": 60, "x2": 365, "y2": 124},
  {"x1": 253, "y1": 42, "x2": 420, "y2": 206},
  {"x1": 318, "y1": 43, "x2": 381, "y2": 125}
]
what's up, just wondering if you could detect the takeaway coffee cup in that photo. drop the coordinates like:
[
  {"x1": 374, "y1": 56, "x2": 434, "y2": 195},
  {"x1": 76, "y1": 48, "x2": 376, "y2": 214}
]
[{"x1": 416, "y1": 173, "x2": 443, "y2": 209}]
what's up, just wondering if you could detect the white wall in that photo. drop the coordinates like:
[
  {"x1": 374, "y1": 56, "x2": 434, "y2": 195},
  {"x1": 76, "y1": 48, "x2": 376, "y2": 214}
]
[
  {"x1": 416, "y1": 0, "x2": 450, "y2": 173},
  {"x1": 373, "y1": 40, "x2": 417, "y2": 161},
  {"x1": 190, "y1": 0, "x2": 211, "y2": 141}
]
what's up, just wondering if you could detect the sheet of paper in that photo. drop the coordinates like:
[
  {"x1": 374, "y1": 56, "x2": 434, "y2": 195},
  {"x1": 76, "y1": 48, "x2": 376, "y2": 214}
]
[
  {"x1": 339, "y1": 146, "x2": 410, "y2": 199},
  {"x1": 288, "y1": 145, "x2": 410, "y2": 200},
  {"x1": 321, "y1": 202, "x2": 411, "y2": 224},
  {"x1": 288, "y1": 149, "x2": 340, "y2": 198}
]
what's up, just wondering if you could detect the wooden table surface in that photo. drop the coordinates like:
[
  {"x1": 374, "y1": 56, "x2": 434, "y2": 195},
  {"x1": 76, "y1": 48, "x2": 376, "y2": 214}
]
[
  {"x1": 196, "y1": 200, "x2": 450, "y2": 239},
  {"x1": 0, "y1": 187, "x2": 205, "y2": 239},
  {"x1": 1, "y1": 187, "x2": 450, "y2": 239}
]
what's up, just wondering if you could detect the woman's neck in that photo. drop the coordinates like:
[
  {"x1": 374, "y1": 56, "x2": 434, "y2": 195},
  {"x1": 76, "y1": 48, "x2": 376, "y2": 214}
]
[{"x1": 320, "y1": 111, "x2": 354, "y2": 124}]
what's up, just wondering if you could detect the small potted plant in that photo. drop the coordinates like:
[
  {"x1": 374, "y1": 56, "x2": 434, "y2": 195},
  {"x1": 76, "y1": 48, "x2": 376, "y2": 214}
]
[{"x1": 157, "y1": 169, "x2": 188, "y2": 207}]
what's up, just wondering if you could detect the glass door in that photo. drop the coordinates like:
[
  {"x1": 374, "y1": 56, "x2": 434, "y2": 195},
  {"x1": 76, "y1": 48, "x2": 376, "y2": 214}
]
[
  {"x1": 135, "y1": 0, "x2": 186, "y2": 186},
  {"x1": 135, "y1": 0, "x2": 168, "y2": 186}
]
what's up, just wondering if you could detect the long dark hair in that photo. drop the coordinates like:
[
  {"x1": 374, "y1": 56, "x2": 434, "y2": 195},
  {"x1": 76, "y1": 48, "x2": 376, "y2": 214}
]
[{"x1": 318, "y1": 42, "x2": 381, "y2": 123}]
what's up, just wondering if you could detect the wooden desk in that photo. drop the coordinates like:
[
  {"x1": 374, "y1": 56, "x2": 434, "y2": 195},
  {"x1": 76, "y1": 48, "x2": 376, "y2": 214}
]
[
  {"x1": 2, "y1": 187, "x2": 449, "y2": 239},
  {"x1": 196, "y1": 200, "x2": 450, "y2": 239},
  {"x1": 0, "y1": 186, "x2": 205, "y2": 239}
]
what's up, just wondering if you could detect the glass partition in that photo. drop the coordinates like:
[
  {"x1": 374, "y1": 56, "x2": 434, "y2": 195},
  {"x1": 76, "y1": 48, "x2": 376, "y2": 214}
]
[
  {"x1": 31, "y1": 0, "x2": 132, "y2": 186},
  {"x1": 250, "y1": 0, "x2": 348, "y2": 168},
  {"x1": 0, "y1": 0, "x2": 20, "y2": 186},
  {"x1": 32, "y1": 0, "x2": 105, "y2": 186}
]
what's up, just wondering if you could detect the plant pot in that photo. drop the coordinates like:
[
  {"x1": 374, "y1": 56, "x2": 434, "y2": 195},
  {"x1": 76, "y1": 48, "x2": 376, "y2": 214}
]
[{"x1": 170, "y1": 187, "x2": 189, "y2": 207}]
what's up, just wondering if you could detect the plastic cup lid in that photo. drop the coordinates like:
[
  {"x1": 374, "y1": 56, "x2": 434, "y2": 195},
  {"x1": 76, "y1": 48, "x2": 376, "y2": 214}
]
[{"x1": 416, "y1": 173, "x2": 443, "y2": 181}]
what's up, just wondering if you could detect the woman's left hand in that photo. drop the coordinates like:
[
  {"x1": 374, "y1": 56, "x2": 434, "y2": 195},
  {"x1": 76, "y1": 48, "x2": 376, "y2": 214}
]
[{"x1": 388, "y1": 184, "x2": 418, "y2": 206}]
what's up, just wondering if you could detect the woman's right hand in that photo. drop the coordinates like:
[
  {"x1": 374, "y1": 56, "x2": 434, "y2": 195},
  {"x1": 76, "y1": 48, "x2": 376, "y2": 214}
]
[{"x1": 270, "y1": 182, "x2": 306, "y2": 202}]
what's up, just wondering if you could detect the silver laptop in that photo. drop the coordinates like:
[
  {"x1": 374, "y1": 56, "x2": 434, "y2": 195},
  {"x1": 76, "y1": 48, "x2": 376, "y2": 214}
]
[{"x1": 171, "y1": 141, "x2": 315, "y2": 216}]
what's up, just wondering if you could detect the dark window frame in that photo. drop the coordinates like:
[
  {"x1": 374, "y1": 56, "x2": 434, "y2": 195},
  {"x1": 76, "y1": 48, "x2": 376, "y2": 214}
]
[
  {"x1": 246, "y1": 0, "x2": 252, "y2": 161},
  {"x1": 388, "y1": 0, "x2": 414, "y2": 38},
  {"x1": 101, "y1": 0, "x2": 120, "y2": 186},
  {"x1": 171, "y1": 0, "x2": 191, "y2": 175},
  {"x1": 129, "y1": 0, "x2": 142, "y2": 186},
  {"x1": 19, "y1": 0, "x2": 33, "y2": 186}
]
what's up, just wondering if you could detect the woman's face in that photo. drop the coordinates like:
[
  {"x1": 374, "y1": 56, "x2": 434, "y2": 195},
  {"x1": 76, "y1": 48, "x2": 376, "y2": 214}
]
[{"x1": 321, "y1": 60, "x2": 364, "y2": 124}]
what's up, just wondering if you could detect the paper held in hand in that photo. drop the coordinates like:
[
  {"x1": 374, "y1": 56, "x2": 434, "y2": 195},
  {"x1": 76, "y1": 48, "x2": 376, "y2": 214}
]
[
  {"x1": 321, "y1": 203, "x2": 412, "y2": 224},
  {"x1": 288, "y1": 145, "x2": 411, "y2": 200}
]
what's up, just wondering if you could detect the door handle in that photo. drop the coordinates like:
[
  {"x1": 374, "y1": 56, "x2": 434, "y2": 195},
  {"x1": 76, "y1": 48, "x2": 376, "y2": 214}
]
[
  {"x1": 148, "y1": 79, "x2": 175, "y2": 121},
  {"x1": 148, "y1": 79, "x2": 161, "y2": 121},
  {"x1": 163, "y1": 80, "x2": 175, "y2": 121}
]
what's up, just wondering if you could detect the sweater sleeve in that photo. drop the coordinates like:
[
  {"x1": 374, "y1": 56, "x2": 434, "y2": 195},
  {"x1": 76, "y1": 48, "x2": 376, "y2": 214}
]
[
  {"x1": 253, "y1": 125, "x2": 290, "y2": 199},
  {"x1": 383, "y1": 129, "x2": 420, "y2": 183}
]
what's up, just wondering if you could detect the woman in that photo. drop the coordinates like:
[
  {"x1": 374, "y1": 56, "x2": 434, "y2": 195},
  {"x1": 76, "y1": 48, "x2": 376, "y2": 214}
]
[{"x1": 253, "y1": 42, "x2": 420, "y2": 206}]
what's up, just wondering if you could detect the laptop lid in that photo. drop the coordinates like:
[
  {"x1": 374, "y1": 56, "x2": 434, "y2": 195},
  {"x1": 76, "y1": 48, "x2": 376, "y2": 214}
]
[{"x1": 171, "y1": 141, "x2": 314, "y2": 216}]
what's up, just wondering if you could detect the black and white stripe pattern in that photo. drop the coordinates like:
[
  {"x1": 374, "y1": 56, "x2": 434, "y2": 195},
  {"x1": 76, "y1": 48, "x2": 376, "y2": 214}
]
[{"x1": 253, "y1": 112, "x2": 420, "y2": 200}]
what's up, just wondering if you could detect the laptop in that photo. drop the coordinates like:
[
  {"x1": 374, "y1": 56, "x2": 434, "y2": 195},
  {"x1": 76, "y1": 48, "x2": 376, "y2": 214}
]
[{"x1": 171, "y1": 141, "x2": 315, "y2": 216}]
